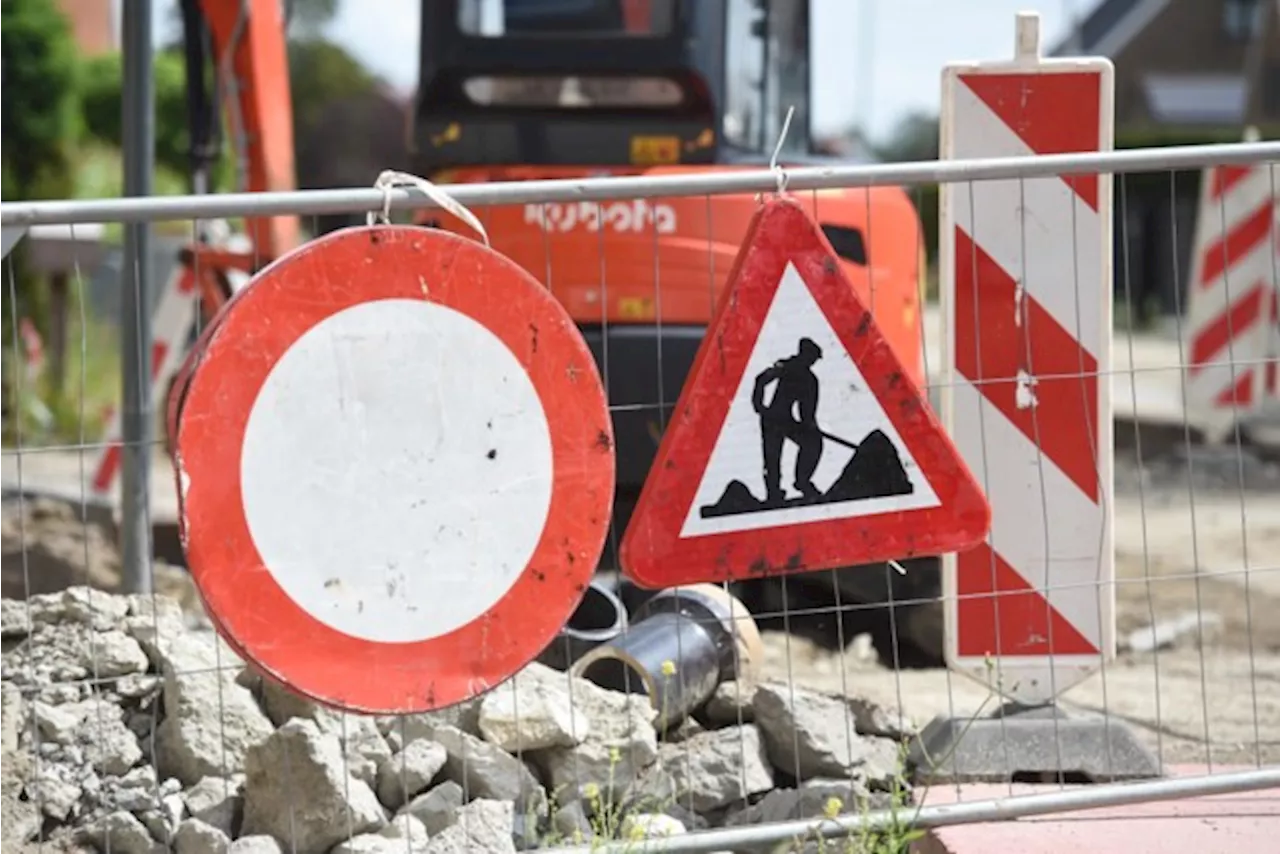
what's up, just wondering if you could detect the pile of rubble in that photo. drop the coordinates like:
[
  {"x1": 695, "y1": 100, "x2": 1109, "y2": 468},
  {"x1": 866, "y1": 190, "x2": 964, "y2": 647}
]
[{"x1": 1, "y1": 587, "x2": 915, "y2": 854}]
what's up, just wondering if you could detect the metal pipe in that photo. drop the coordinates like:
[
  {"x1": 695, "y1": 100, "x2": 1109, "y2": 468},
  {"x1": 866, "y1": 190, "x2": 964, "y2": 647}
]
[
  {"x1": 571, "y1": 584, "x2": 762, "y2": 731},
  {"x1": 536, "y1": 579, "x2": 628, "y2": 671},
  {"x1": 119, "y1": 0, "x2": 154, "y2": 596},
  {"x1": 547, "y1": 767, "x2": 1280, "y2": 854},
  {"x1": 3, "y1": 142, "x2": 1278, "y2": 227}
]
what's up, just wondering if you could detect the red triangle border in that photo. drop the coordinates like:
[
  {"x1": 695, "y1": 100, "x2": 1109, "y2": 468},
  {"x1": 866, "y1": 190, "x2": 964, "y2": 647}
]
[{"x1": 620, "y1": 198, "x2": 991, "y2": 589}]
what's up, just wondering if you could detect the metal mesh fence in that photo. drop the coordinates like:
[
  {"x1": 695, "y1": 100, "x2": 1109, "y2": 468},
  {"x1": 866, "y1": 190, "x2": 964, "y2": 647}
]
[{"x1": 2, "y1": 144, "x2": 1279, "y2": 854}]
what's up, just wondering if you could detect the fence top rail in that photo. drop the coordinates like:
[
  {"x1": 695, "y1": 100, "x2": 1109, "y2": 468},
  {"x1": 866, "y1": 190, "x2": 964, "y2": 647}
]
[{"x1": 2, "y1": 142, "x2": 1277, "y2": 228}]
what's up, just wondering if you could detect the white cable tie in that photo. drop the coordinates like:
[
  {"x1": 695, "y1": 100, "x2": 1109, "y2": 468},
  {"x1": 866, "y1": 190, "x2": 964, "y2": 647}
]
[
  {"x1": 366, "y1": 169, "x2": 491, "y2": 248},
  {"x1": 769, "y1": 105, "x2": 796, "y2": 196}
]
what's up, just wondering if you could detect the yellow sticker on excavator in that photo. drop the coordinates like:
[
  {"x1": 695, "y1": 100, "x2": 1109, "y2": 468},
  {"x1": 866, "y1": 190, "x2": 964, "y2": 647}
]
[
  {"x1": 618, "y1": 297, "x2": 654, "y2": 319},
  {"x1": 630, "y1": 135, "x2": 681, "y2": 165}
]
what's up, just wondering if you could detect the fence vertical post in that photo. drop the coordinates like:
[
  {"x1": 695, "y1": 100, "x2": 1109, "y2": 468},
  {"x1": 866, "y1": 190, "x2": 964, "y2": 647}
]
[{"x1": 119, "y1": 0, "x2": 155, "y2": 595}]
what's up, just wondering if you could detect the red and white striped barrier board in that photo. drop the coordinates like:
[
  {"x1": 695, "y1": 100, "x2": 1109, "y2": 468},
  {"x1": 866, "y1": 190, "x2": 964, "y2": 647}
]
[
  {"x1": 89, "y1": 262, "x2": 202, "y2": 496},
  {"x1": 940, "y1": 13, "x2": 1115, "y2": 704},
  {"x1": 1184, "y1": 154, "x2": 1279, "y2": 441},
  {"x1": 18, "y1": 317, "x2": 45, "y2": 383}
]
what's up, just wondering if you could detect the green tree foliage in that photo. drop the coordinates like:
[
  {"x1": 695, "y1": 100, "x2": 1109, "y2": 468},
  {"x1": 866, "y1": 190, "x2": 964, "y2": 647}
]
[
  {"x1": 79, "y1": 49, "x2": 193, "y2": 180},
  {"x1": 288, "y1": 38, "x2": 380, "y2": 135},
  {"x1": 283, "y1": 0, "x2": 340, "y2": 38},
  {"x1": 0, "y1": 0, "x2": 82, "y2": 201},
  {"x1": 1, "y1": 0, "x2": 83, "y2": 397},
  {"x1": 873, "y1": 112, "x2": 941, "y2": 267},
  {"x1": 872, "y1": 111, "x2": 940, "y2": 164}
]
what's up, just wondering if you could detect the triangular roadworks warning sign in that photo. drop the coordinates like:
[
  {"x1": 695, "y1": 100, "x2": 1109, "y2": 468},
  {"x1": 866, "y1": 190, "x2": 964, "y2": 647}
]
[{"x1": 619, "y1": 197, "x2": 991, "y2": 589}]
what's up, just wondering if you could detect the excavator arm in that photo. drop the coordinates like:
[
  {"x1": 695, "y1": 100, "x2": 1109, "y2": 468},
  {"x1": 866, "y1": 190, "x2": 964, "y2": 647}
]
[{"x1": 183, "y1": 0, "x2": 301, "y2": 262}]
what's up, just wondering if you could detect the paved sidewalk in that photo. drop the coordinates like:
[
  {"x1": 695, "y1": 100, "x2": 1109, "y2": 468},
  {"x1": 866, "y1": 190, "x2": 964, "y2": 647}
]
[{"x1": 915, "y1": 765, "x2": 1280, "y2": 854}]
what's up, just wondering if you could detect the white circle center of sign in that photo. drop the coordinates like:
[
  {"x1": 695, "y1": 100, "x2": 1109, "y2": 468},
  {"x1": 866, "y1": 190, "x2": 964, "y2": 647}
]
[{"x1": 239, "y1": 297, "x2": 554, "y2": 644}]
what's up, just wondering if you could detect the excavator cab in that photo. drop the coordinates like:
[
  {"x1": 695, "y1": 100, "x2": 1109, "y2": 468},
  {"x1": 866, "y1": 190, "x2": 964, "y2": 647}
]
[{"x1": 410, "y1": 0, "x2": 814, "y2": 170}]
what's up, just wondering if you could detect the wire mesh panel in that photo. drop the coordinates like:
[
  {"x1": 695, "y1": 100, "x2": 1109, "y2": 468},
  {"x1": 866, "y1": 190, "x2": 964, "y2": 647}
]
[{"x1": 2, "y1": 143, "x2": 1279, "y2": 854}]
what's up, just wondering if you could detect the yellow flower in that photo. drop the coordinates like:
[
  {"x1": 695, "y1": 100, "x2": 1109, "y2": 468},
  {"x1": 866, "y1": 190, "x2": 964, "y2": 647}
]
[
  {"x1": 823, "y1": 796, "x2": 843, "y2": 819},
  {"x1": 628, "y1": 823, "x2": 646, "y2": 841},
  {"x1": 608, "y1": 746, "x2": 621, "y2": 764},
  {"x1": 660, "y1": 659, "x2": 677, "y2": 677},
  {"x1": 583, "y1": 782, "x2": 600, "y2": 801}
]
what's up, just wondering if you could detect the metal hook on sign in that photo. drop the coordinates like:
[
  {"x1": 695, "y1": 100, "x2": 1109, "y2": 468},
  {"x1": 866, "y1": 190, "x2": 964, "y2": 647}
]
[{"x1": 366, "y1": 169, "x2": 491, "y2": 248}]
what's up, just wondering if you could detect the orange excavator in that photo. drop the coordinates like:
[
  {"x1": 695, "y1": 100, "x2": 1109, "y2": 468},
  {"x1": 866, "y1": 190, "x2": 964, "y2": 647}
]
[{"x1": 182, "y1": 0, "x2": 940, "y2": 656}]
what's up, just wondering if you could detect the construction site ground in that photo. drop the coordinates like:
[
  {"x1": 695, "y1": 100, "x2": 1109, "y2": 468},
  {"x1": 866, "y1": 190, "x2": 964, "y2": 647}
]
[{"x1": 4, "y1": 313, "x2": 1279, "y2": 773}]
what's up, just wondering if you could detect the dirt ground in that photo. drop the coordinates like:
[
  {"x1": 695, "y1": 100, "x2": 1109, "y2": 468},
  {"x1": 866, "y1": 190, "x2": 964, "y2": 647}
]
[{"x1": 3, "y1": 441, "x2": 1279, "y2": 774}]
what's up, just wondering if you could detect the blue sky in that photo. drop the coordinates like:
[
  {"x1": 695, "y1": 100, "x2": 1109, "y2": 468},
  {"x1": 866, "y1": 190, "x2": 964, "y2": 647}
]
[{"x1": 319, "y1": 0, "x2": 1084, "y2": 143}]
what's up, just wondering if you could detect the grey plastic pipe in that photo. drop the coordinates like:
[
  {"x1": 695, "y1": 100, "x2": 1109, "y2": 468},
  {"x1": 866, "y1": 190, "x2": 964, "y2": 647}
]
[
  {"x1": 536, "y1": 578, "x2": 629, "y2": 671},
  {"x1": 571, "y1": 583, "x2": 762, "y2": 731}
]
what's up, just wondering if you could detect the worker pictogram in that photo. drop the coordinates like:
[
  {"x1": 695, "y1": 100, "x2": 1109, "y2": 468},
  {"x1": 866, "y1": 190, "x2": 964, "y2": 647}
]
[
  {"x1": 620, "y1": 197, "x2": 991, "y2": 589},
  {"x1": 939, "y1": 26, "x2": 1115, "y2": 704},
  {"x1": 169, "y1": 225, "x2": 615, "y2": 714}
]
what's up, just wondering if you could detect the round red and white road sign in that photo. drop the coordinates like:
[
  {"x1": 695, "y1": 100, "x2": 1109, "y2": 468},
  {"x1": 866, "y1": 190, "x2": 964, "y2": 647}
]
[{"x1": 172, "y1": 225, "x2": 615, "y2": 713}]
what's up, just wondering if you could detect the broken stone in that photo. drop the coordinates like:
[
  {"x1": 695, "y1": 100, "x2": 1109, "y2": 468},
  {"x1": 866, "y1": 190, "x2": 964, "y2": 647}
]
[
  {"x1": 752, "y1": 683, "x2": 904, "y2": 780},
  {"x1": 24, "y1": 763, "x2": 83, "y2": 821},
  {"x1": 121, "y1": 592, "x2": 190, "y2": 646},
  {"x1": 2, "y1": 681, "x2": 23, "y2": 751},
  {"x1": 340, "y1": 718, "x2": 394, "y2": 789},
  {"x1": 664, "y1": 714, "x2": 707, "y2": 743},
  {"x1": 88, "y1": 810, "x2": 161, "y2": 854},
  {"x1": 256, "y1": 677, "x2": 319, "y2": 727},
  {"x1": 376, "y1": 738, "x2": 448, "y2": 809},
  {"x1": 86, "y1": 629, "x2": 152, "y2": 678},
  {"x1": 228, "y1": 836, "x2": 284, "y2": 854},
  {"x1": 478, "y1": 667, "x2": 586, "y2": 751},
  {"x1": 31, "y1": 698, "x2": 142, "y2": 775},
  {"x1": 105, "y1": 765, "x2": 163, "y2": 812},
  {"x1": 400, "y1": 779, "x2": 465, "y2": 835},
  {"x1": 253, "y1": 678, "x2": 389, "y2": 787},
  {"x1": 620, "y1": 812, "x2": 686, "y2": 840},
  {"x1": 1, "y1": 596, "x2": 30, "y2": 636},
  {"x1": 423, "y1": 798, "x2": 516, "y2": 854},
  {"x1": 33, "y1": 586, "x2": 130, "y2": 630},
  {"x1": 550, "y1": 800, "x2": 593, "y2": 844},
  {"x1": 512, "y1": 807, "x2": 541, "y2": 851},
  {"x1": 845, "y1": 694, "x2": 915, "y2": 741},
  {"x1": 332, "y1": 814, "x2": 431, "y2": 854},
  {"x1": 139, "y1": 804, "x2": 181, "y2": 845},
  {"x1": 148, "y1": 631, "x2": 273, "y2": 785},
  {"x1": 174, "y1": 818, "x2": 231, "y2": 854},
  {"x1": 116, "y1": 673, "x2": 163, "y2": 700},
  {"x1": 379, "y1": 698, "x2": 484, "y2": 750},
  {"x1": 702, "y1": 680, "x2": 755, "y2": 726},
  {"x1": 86, "y1": 714, "x2": 147, "y2": 777},
  {"x1": 529, "y1": 672, "x2": 658, "y2": 803},
  {"x1": 381, "y1": 813, "x2": 430, "y2": 845},
  {"x1": 241, "y1": 718, "x2": 386, "y2": 854},
  {"x1": 639, "y1": 724, "x2": 774, "y2": 814},
  {"x1": 431, "y1": 724, "x2": 546, "y2": 814},
  {"x1": 183, "y1": 775, "x2": 242, "y2": 837},
  {"x1": 663, "y1": 802, "x2": 710, "y2": 832},
  {"x1": 32, "y1": 699, "x2": 86, "y2": 744},
  {"x1": 139, "y1": 798, "x2": 185, "y2": 845}
]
